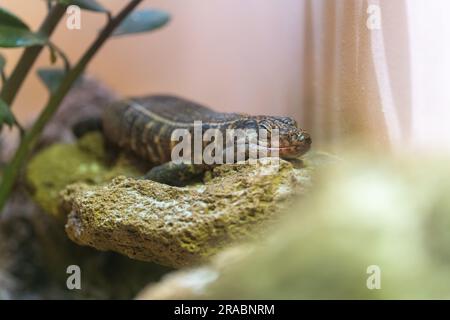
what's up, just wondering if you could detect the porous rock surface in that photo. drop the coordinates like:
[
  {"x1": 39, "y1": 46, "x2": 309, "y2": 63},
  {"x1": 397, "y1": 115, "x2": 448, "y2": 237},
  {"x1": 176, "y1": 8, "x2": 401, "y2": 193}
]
[{"x1": 64, "y1": 158, "x2": 311, "y2": 268}]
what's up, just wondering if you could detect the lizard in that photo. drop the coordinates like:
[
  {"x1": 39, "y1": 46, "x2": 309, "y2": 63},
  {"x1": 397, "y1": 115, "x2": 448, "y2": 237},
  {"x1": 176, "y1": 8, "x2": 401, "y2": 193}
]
[{"x1": 77, "y1": 95, "x2": 312, "y2": 186}]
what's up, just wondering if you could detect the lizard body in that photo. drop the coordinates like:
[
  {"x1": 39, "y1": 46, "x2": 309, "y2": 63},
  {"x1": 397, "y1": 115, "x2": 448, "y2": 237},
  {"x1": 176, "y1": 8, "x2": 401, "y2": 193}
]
[{"x1": 102, "y1": 95, "x2": 312, "y2": 167}]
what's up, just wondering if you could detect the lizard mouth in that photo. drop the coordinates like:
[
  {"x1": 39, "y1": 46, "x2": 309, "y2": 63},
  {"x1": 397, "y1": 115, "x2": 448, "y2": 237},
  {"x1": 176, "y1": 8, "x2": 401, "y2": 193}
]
[
  {"x1": 246, "y1": 143, "x2": 311, "y2": 159},
  {"x1": 277, "y1": 145, "x2": 311, "y2": 158}
]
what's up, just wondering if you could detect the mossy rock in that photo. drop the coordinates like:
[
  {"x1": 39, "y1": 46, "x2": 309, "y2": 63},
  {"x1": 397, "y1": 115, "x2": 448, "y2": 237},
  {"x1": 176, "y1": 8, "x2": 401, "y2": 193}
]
[
  {"x1": 28, "y1": 132, "x2": 332, "y2": 268},
  {"x1": 64, "y1": 158, "x2": 313, "y2": 268},
  {"x1": 26, "y1": 133, "x2": 144, "y2": 219}
]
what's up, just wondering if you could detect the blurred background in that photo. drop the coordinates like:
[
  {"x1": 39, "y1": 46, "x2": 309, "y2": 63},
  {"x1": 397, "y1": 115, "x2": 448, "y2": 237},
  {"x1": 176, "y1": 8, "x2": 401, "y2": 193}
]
[{"x1": 1, "y1": 0, "x2": 449, "y2": 151}]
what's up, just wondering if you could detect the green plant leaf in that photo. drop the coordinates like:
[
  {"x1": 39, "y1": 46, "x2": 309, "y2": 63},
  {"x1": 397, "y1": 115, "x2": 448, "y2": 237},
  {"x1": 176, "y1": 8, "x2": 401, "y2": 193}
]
[
  {"x1": 0, "y1": 26, "x2": 47, "y2": 48},
  {"x1": 37, "y1": 68, "x2": 67, "y2": 93},
  {"x1": 0, "y1": 99, "x2": 15, "y2": 131},
  {"x1": 0, "y1": 7, "x2": 30, "y2": 30},
  {"x1": 59, "y1": 0, "x2": 107, "y2": 13},
  {"x1": 0, "y1": 8, "x2": 40, "y2": 48},
  {"x1": 112, "y1": 9, "x2": 170, "y2": 37}
]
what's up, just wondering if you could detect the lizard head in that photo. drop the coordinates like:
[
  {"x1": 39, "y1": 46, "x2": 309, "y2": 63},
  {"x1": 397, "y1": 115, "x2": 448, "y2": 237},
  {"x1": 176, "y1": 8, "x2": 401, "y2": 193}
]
[{"x1": 254, "y1": 116, "x2": 312, "y2": 159}]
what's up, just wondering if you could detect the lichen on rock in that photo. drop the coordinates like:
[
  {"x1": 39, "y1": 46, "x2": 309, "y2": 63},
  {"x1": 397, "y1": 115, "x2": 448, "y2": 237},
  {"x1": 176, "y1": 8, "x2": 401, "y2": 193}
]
[
  {"x1": 64, "y1": 158, "x2": 312, "y2": 268},
  {"x1": 26, "y1": 132, "x2": 144, "y2": 219}
]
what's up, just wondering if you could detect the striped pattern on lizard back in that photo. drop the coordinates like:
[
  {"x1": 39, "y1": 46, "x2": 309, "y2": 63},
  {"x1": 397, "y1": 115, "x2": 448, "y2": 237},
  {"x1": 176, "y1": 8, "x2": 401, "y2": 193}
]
[
  {"x1": 103, "y1": 95, "x2": 312, "y2": 166},
  {"x1": 102, "y1": 95, "x2": 246, "y2": 165}
]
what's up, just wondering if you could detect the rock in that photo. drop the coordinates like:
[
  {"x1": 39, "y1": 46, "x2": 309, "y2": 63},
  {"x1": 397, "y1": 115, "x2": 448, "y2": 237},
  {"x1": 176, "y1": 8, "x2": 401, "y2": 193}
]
[
  {"x1": 136, "y1": 246, "x2": 251, "y2": 299},
  {"x1": 5, "y1": 139, "x2": 169, "y2": 299},
  {"x1": 137, "y1": 154, "x2": 450, "y2": 299},
  {"x1": 1, "y1": 76, "x2": 116, "y2": 165},
  {"x1": 0, "y1": 194, "x2": 35, "y2": 299},
  {"x1": 64, "y1": 158, "x2": 312, "y2": 268},
  {"x1": 3, "y1": 78, "x2": 171, "y2": 299},
  {"x1": 1, "y1": 185, "x2": 171, "y2": 299},
  {"x1": 26, "y1": 132, "x2": 145, "y2": 219},
  {"x1": 38, "y1": 75, "x2": 117, "y2": 148}
]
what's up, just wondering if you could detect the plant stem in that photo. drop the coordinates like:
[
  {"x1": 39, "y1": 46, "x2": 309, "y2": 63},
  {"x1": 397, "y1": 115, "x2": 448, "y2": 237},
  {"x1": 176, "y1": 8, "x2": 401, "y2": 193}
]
[
  {"x1": 0, "y1": 4, "x2": 67, "y2": 106},
  {"x1": 0, "y1": 0, "x2": 143, "y2": 213}
]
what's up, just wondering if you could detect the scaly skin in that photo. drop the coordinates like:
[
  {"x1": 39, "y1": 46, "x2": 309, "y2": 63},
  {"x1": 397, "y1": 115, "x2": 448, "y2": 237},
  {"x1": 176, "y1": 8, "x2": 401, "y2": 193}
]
[{"x1": 102, "y1": 95, "x2": 312, "y2": 166}]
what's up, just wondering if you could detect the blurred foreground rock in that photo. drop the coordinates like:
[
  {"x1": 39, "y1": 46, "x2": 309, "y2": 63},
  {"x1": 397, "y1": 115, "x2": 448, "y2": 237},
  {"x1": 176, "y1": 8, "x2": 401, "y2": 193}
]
[
  {"x1": 137, "y1": 246, "x2": 251, "y2": 299},
  {"x1": 138, "y1": 153, "x2": 450, "y2": 299}
]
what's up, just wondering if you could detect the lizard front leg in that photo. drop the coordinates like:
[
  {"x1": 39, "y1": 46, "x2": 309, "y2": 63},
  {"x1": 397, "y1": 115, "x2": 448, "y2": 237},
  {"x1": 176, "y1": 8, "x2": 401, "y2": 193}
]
[
  {"x1": 143, "y1": 162, "x2": 210, "y2": 187},
  {"x1": 142, "y1": 143, "x2": 252, "y2": 186},
  {"x1": 72, "y1": 117, "x2": 103, "y2": 138}
]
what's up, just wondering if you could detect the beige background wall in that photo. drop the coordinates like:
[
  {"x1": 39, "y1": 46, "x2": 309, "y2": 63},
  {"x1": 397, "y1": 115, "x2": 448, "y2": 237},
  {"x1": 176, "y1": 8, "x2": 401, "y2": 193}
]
[
  {"x1": 1, "y1": 0, "x2": 303, "y2": 122},
  {"x1": 1, "y1": 0, "x2": 420, "y2": 150}
]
